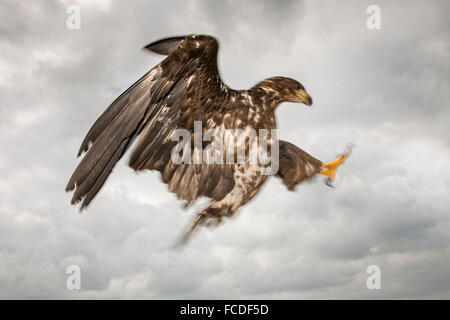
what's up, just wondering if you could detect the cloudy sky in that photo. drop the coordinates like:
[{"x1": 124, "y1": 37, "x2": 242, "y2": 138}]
[{"x1": 0, "y1": 0, "x2": 449, "y2": 299}]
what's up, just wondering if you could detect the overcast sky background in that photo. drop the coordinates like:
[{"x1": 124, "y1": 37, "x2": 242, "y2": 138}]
[{"x1": 0, "y1": 0, "x2": 449, "y2": 299}]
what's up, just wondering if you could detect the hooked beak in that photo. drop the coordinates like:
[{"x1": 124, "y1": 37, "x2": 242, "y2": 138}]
[{"x1": 296, "y1": 89, "x2": 313, "y2": 106}]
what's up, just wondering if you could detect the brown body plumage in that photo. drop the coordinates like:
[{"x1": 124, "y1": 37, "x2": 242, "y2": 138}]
[{"x1": 66, "y1": 35, "x2": 349, "y2": 242}]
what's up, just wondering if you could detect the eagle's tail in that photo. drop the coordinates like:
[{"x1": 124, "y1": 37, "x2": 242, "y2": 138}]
[{"x1": 177, "y1": 206, "x2": 229, "y2": 245}]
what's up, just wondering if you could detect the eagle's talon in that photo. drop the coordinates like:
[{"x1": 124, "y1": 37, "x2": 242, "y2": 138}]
[
  {"x1": 325, "y1": 178, "x2": 335, "y2": 188},
  {"x1": 320, "y1": 145, "x2": 353, "y2": 186},
  {"x1": 322, "y1": 154, "x2": 346, "y2": 170}
]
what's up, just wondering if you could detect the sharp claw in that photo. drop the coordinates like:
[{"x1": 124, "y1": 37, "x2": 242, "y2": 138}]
[
  {"x1": 321, "y1": 143, "x2": 355, "y2": 188},
  {"x1": 325, "y1": 178, "x2": 335, "y2": 188}
]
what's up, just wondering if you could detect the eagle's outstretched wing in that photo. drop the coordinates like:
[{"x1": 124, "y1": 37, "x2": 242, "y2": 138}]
[
  {"x1": 276, "y1": 140, "x2": 322, "y2": 190},
  {"x1": 66, "y1": 35, "x2": 234, "y2": 209}
]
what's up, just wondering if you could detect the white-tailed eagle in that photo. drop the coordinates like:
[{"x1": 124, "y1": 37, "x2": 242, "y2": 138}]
[{"x1": 66, "y1": 35, "x2": 351, "y2": 242}]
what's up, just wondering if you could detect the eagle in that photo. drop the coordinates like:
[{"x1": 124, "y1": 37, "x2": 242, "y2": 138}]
[{"x1": 66, "y1": 35, "x2": 351, "y2": 242}]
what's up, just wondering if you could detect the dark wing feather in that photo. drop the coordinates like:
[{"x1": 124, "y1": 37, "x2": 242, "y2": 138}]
[
  {"x1": 143, "y1": 36, "x2": 186, "y2": 55},
  {"x1": 76, "y1": 70, "x2": 154, "y2": 157},
  {"x1": 66, "y1": 35, "x2": 235, "y2": 209},
  {"x1": 276, "y1": 140, "x2": 322, "y2": 190}
]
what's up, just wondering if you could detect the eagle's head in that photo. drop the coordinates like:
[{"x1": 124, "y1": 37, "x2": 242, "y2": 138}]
[{"x1": 254, "y1": 76, "x2": 313, "y2": 106}]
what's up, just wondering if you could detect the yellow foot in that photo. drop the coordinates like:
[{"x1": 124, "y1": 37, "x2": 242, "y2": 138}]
[{"x1": 320, "y1": 144, "x2": 354, "y2": 187}]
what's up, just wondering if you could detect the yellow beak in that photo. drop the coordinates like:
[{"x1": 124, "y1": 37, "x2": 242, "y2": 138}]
[{"x1": 296, "y1": 89, "x2": 313, "y2": 106}]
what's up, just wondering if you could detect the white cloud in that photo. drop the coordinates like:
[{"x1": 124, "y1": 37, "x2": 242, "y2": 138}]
[{"x1": 0, "y1": 0, "x2": 449, "y2": 299}]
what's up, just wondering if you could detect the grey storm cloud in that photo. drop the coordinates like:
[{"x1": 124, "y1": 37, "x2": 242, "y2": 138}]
[{"x1": 0, "y1": 0, "x2": 449, "y2": 299}]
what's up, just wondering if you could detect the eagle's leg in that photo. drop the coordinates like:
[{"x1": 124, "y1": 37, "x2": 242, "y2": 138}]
[
  {"x1": 320, "y1": 155, "x2": 346, "y2": 180},
  {"x1": 178, "y1": 167, "x2": 266, "y2": 245},
  {"x1": 319, "y1": 145, "x2": 353, "y2": 186}
]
